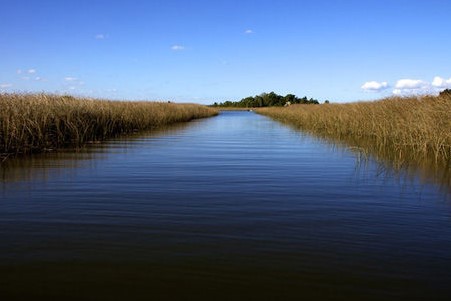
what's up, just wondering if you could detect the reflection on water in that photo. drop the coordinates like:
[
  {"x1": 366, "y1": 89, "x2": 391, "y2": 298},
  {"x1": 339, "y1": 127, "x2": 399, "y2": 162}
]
[
  {"x1": 334, "y1": 137, "x2": 450, "y2": 195},
  {"x1": 1, "y1": 111, "x2": 450, "y2": 300},
  {"x1": 0, "y1": 122, "x2": 195, "y2": 184},
  {"x1": 276, "y1": 121, "x2": 451, "y2": 195}
]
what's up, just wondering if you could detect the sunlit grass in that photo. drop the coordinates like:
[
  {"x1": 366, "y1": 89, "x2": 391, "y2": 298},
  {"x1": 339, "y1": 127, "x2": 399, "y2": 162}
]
[
  {"x1": 0, "y1": 93, "x2": 218, "y2": 157},
  {"x1": 257, "y1": 94, "x2": 451, "y2": 167}
]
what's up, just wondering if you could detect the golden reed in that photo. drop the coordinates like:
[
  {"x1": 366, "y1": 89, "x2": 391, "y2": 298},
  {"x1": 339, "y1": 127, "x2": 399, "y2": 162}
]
[
  {"x1": 258, "y1": 94, "x2": 451, "y2": 165},
  {"x1": 0, "y1": 93, "x2": 217, "y2": 156}
]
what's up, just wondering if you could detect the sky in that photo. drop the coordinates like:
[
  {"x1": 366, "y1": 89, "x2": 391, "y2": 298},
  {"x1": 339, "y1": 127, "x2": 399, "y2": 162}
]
[{"x1": 1, "y1": 0, "x2": 451, "y2": 104}]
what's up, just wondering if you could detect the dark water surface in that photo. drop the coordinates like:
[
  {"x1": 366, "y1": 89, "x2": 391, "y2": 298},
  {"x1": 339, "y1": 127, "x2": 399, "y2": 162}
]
[{"x1": 1, "y1": 111, "x2": 450, "y2": 300}]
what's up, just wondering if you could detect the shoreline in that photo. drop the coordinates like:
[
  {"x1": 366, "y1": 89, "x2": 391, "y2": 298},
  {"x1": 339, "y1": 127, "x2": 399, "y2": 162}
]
[
  {"x1": 0, "y1": 93, "x2": 218, "y2": 160},
  {"x1": 257, "y1": 94, "x2": 451, "y2": 169}
]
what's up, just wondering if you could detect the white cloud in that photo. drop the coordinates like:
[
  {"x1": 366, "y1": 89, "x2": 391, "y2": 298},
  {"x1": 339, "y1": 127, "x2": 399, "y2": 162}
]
[
  {"x1": 431, "y1": 76, "x2": 451, "y2": 88},
  {"x1": 361, "y1": 81, "x2": 389, "y2": 92},
  {"x1": 16, "y1": 69, "x2": 36, "y2": 76},
  {"x1": 244, "y1": 29, "x2": 254, "y2": 34},
  {"x1": 393, "y1": 79, "x2": 430, "y2": 95},
  {"x1": 16, "y1": 73, "x2": 44, "y2": 82},
  {"x1": 171, "y1": 45, "x2": 185, "y2": 51},
  {"x1": 63, "y1": 76, "x2": 84, "y2": 87},
  {"x1": 95, "y1": 34, "x2": 106, "y2": 40},
  {"x1": 394, "y1": 79, "x2": 427, "y2": 89},
  {"x1": 362, "y1": 76, "x2": 451, "y2": 96},
  {"x1": 0, "y1": 83, "x2": 12, "y2": 88}
]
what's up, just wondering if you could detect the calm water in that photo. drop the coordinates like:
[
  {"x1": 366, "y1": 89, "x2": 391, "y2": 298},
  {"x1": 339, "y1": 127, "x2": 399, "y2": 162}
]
[{"x1": 1, "y1": 111, "x2": 450, "y2": 300}]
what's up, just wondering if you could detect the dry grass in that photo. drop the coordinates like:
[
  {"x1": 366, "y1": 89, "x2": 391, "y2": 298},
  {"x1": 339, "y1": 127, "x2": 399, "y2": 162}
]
[
  {"x1": 0, "y1": 93, "x2": 218, "y2": 157},
  {"x1": 258, "y1": 94, "x2": 451, "y2": 166}
]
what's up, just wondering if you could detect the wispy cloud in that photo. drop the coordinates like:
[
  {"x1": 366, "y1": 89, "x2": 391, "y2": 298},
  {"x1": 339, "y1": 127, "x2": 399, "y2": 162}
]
[
  {"x1": 63, "y1": 76, "x2": 84, "y2": 89},
  {"x1": 95, "y1": 34, "x2": 106, "y2": 40},
  {"x1": 16, "y1": 69, "x2": 38, "y2": 79},
  {"x1": 0, "y1": 83, "x2": 12, "y2": 88},
  {"x1": 21, "y1": 76, "x2": 44, "y2": 81},
  {"x1": 0, "y1": 83, "x2": 13, "y2": 93},
  {"x1": 361, "y1": 81, "x2": 389, "y2": 92},
  {"x1": 17, "y1": 69, "x2": 40, "y2": 80},
  {"x1": 244, "y1": 29, "x2": 254, "y2": 34},
  {"x1": 171, "y1": 45, "x2": 185, "y2": 51}
]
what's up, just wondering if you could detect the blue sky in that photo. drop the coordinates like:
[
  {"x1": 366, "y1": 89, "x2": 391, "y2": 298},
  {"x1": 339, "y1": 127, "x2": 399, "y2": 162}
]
[{"x1": 1, "y1": 0, "x2": 451, "y2": 103}]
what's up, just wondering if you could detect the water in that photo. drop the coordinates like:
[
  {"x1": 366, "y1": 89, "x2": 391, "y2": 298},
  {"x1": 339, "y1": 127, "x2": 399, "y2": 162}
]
[{"x1": 1, "y1": 111, "x2": 450, "y2": 300}]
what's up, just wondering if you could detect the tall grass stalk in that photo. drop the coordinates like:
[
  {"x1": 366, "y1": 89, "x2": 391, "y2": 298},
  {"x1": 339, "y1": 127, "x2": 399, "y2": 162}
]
[
  {"x1": 258, "y1": 95, "x2": 451, "y2": 166},
  {"x1": 0, "y1": 93, "x2": 217, "y2": 157}
]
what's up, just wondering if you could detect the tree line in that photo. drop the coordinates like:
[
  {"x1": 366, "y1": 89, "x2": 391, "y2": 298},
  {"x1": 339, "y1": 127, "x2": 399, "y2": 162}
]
[
  {"x1": 439, "y1": 89, "x2": 451, "y2": 96},
  {"x1": 211, "y1": 92, "x2": 320, "y2": 108}
]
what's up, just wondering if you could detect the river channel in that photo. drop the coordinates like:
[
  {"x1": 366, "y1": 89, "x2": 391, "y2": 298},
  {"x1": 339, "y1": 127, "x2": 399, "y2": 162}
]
[{"x1": 1, "y1": 111, "x2": 450, "y2": 300}]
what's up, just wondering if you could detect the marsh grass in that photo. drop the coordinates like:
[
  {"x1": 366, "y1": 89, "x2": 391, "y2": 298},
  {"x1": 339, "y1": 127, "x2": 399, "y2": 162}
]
[
  {"x1": 0, "y1": 93, "x2": 217, "y2": 157},
  {"x1": 258, "y1": 94, "x2": 451, "y2": 179}
]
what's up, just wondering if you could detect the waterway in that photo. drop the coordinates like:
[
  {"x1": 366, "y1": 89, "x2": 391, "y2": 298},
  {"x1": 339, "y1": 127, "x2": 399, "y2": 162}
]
[{"x1": 1, "y1": 111, "x2": 450, "y2": 300}]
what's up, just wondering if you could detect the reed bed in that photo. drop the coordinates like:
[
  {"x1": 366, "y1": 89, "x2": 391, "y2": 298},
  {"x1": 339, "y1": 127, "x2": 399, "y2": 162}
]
[
  {"x1": 258, "y1": 94, "x2": 451, "y2": 166},
  {"x1": 0, "y1": 93, "x2": 217, "y2": 157}
]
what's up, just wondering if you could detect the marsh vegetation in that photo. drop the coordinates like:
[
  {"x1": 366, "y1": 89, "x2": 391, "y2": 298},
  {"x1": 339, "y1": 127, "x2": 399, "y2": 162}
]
[
  {"x1": 0, "y1": 93, "x2": 217, "y2": 158},
  {"x1": 258, "y1": 94, "x2": 451, "y2": 180},
  {"x1": 1, "y1": 111, "x2": 450, "y2": 301}
]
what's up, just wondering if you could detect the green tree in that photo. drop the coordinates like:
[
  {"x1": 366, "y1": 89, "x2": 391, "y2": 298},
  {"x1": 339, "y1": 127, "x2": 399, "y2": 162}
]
[
  {"x1": 212, "y1": 92, "x2": 320, "y2": 107},
  {"x1": 439, "y1": 89, "x2": 451, "y2": 97}
]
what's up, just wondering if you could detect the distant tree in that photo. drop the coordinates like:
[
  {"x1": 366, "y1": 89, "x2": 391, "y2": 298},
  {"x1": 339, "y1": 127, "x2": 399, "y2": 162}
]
[
  {"x1": 263, "y1": 92, "x2": 283, "y2": 106},
  {"x1": 439, "y1": 89, "x2": 451, "y2": 97},
  {"x1": 299, "y1": 96, "x2": 308, "y2": 104},
  {"x1": 324, "y1": 100, "x2": 330, "y2": 104},
  {"x1": 255, "y1": 95, "x2": 264, "y2": 107},
  {"x1": 309, "y1": 98, "x2": 319, "y2": 104},
  {"x1": 242, "y1": 96, "x2": 255, "y2": 108},
  {"x1": 211, "y1": 92, "x2": 320, "y2": 107},
  {"x1": 284, "y1": 94, "x2": 296, "y2": 105}
]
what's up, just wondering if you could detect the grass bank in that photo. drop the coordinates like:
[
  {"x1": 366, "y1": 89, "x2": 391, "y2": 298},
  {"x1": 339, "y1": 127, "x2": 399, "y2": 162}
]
[
  {"x1": 0, "y1": 93, "x2": 218, "y2": 157},
  {"x1": 257, "y1": 94, "x2": 451, "y2": 167}
]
